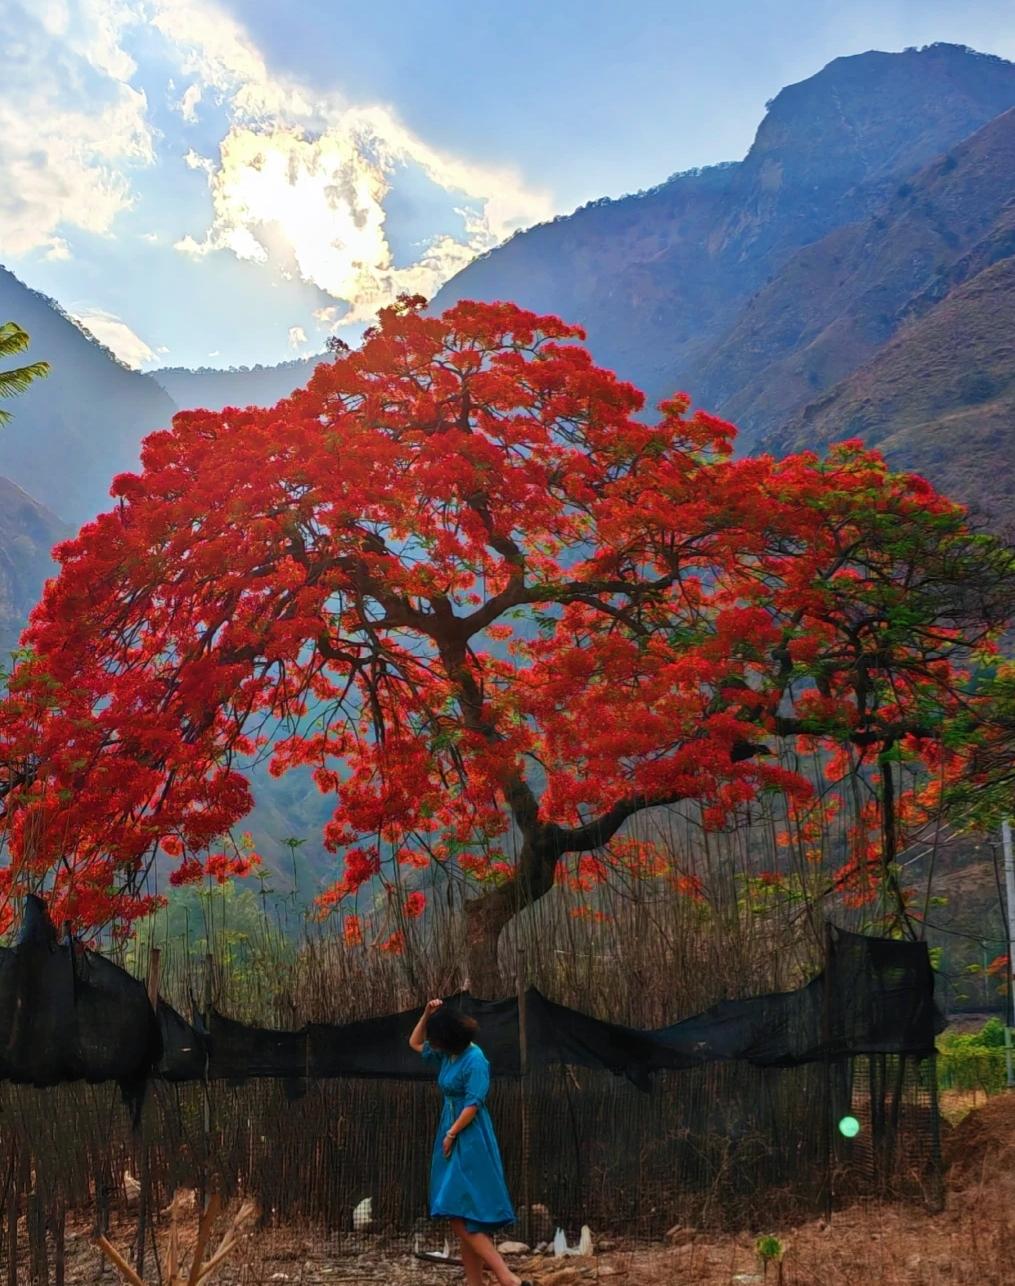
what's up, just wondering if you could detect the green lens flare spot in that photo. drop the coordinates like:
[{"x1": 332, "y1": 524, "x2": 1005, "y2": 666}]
[{"x1": 838, "y1": 1115, "x2": 860, "y2": 1138}]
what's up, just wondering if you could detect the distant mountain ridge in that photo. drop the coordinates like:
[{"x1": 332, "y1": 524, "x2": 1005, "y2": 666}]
[
  {"x1": 764, "y1": 242, "x2": 1015, "y2": 521},
  {"x1": 693, "y1": 106, "x2": 1015, "y2": 446},
  {"x1": 0, "y1": 267, "x2": 177, "y2": 526},
  {"x1": 435, "y1": 44, "x2": 1015, "y2": 401},
  {"x1": 153, "y1": 355, "x2": 326, "y2": 414},
  {"x1": 3, "y1": 43, "x2": 1013, "y2": 534},
  {"x1": 0, "y1": 477, "x2": 66, "y2": 655}
]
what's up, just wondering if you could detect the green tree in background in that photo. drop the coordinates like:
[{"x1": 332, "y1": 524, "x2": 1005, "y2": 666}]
[{"x1": 0, "y1": 322, "x2": 49, "y2": 425}]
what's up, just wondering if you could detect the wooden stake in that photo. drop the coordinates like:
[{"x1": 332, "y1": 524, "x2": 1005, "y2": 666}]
[
  {"x1": 926, "y1": 1049, "x2": 945, "y2": 1214},
  {"x1": 5, "y1": 1148, "x2": 18, "y2": 1286},
  {"x1": 165, "y1": 1212, "x2": 179, "y2": 1284},
  {"x1": 200, "y1": 954, "x2": 214, "y2": 1208},
  {"x1": 516, "y1": 949, "x2": 532, "y2": 1248},
  {"x1": 96, "y1": 1235, "x2": 145, "y2": 1286},
  {"x1": 54, "y1": 1204, "x2": 66, "y2": 1286},
  {"x1": 821, "y1": 920, "x2": 834, "y2": 1223},
  {"x1": 186, "y1": 1193, "x2": 222, "y2": 1286},
  {"x1": 27, "y1": 1187, "x2": 48, "y2": 1286},
  {"x1": 136, "y1": 948, "x2": 162, "y2": 1276},
  {"x1": 146, "y1": 948, "x2": 162, "y2": 1011}
]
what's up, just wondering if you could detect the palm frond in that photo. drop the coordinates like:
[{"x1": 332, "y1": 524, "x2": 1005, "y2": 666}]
[
  {"x1": 0, "y1": 361, "x2": 50, "y2": 397},
  {"x1": 0, "y1": 323, "x2": 49, "y2": 427},
  {"x1": 0, "y1": 321, "x2": 32, "y2": 358}
]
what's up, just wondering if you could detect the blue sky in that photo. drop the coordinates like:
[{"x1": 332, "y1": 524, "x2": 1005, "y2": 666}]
[{"x1": 3, "y1": 0, "x2": 1014, "y2": 371}]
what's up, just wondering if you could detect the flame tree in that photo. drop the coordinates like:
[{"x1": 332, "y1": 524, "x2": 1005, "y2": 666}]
[{"x1": 1, "y1": 298, "x2": 1013, "y2": 992}]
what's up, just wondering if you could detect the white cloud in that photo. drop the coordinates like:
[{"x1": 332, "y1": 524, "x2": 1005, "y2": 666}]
[
  {"x1": 177, "y1": 82, "x2": 202, "y2": 123},
  {"x1": 72, "y1": 307, "x2": 157, "y2": 368},
  {"x1": 0, "y1": 2, "x2": 154, "y2": 256},
  {"x1": 147, "y1": 0, "x2": 551, "y2": 320},
  {"x1": 313, "y1": 305, "x2": 339, "y2": 323},
  {"x1": 184, "y1": 148, "x2": 215, "y2": 178},
  {"x1": 3, "y1": 0, "x2": 552, "y2": 324},
  {"x1": 150, "y1": 0, "x2": 289, "y2": 111},
  {"x1": 44, "y1": 237, "x2": 72, "y2": 261},
  {"x1": 38, "y1": 0, "x2": 139, "y2": 82},
  {"x1": 288, "y1": 325, "x2": 308, "y2": 349}
]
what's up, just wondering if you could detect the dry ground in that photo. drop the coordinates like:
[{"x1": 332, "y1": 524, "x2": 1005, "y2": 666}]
[{"x1": 15, "y1": 1094, "x2": 1015, "y2": 1286}]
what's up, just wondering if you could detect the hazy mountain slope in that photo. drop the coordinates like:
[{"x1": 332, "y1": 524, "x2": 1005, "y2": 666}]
[
  {"x1": 0, "y1": 268, "x2": 177, "y2": 525},
  {"x1": 691, "y1": 107, "x2": 1015, "y2": 447},
  {"x1": 0, "y1": 477, "x2": 67, "y2": 655},
  {"x1": 433, "y1": 45, "x2": 1015, "y2": 403},
  {"x1": 762, "y1": 250, "x2": 1015, "y2": 519},
  {"x1": 154, "y1": 355, "x2": 326, "y2": 413}
]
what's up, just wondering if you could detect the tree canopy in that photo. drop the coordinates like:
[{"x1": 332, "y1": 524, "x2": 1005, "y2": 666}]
[{"x1": 0, "y1": 297, "x2": 1012, "y2": 988}]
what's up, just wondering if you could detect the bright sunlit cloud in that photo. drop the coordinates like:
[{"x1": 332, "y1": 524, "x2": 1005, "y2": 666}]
[
  {"x1": 2, "y1": 0, "x2": 553, "y2": 339},
  {"x1": 152, "y1": 0, "x2": 552, "y2": 322},
  {"x1": 72, "y1": 307, "x2": 158, "y2": 368},
  {"x1": 1, "y1": 2, "x2": 153, "y2": 257}
]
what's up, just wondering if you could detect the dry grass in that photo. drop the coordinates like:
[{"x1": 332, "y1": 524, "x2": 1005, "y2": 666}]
[{"x1": 938, "y1": 1087, "x2": 993, "y2": 1125}]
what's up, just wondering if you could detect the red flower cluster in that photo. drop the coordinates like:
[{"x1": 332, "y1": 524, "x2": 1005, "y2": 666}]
[{"x1": 168, "y1": 852, "x2": 260, "y2": 887}]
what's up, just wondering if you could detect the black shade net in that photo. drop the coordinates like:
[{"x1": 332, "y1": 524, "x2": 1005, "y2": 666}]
[{"x1": 0, "y1": 897, "x2": 943, "y2": 1095}]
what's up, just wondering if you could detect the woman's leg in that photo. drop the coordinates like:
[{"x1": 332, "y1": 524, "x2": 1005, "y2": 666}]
[
  {"x1": 455, "y1": 1227, "x2": 522, "y2": 1286},
  {"x1": 449, "y1": 1219, "x2": 487, "y2": 1286}
]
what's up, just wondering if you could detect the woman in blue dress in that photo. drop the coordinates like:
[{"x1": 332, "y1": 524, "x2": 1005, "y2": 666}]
[{"x1": 410, "y1": 999, "x2": 531, "y2": 1286}]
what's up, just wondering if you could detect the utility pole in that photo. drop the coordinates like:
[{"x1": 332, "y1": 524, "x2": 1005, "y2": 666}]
[{"x1": 1001, "y1": 821, "x2": 1015, "y2": 1088}]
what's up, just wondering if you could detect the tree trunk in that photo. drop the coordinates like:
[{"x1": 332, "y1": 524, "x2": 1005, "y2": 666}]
[
  {"x1": 463, "y1": 832, "x2": 558, "y2": 996},
  {"x1": 464, "y1": 885, "x2": 517, "y2": 998}
]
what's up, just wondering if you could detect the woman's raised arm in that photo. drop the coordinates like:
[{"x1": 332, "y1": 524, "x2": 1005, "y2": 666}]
[{"x1": 409, "y1": 997, "x2": 443, "y2": 1051}]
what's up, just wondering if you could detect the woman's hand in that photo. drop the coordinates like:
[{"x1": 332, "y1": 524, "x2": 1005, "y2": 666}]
[
  {"x1": 425, "y1": 998, "x2": 443, "y2": 1016},
  {"x1": 443, "y1": 1131, "x2": 456, "y2": 1159}
]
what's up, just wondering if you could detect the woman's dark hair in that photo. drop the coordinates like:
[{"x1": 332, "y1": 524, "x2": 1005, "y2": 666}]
[{"x1": 427, "y1": 1006, "x2": 479, "y2": 1055}]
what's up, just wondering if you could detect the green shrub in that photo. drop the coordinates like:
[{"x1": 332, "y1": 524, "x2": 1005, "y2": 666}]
[
  {"x1": 937, "y1": 1018, "x2": 1010, "y2": 1093},
  {"x1": 979, "y1": 1016, "x2": 1006, "y2": 1048}
]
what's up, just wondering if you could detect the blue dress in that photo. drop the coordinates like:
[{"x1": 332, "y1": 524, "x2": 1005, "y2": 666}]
[{"x1": 423, "y1": 1040, "x2": 515, "y2": 1234}]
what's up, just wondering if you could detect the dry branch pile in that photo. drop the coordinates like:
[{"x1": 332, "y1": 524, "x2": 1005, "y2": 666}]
[{"x1": 96, "y1": 1194, "x2": 257, "y2": 1286}]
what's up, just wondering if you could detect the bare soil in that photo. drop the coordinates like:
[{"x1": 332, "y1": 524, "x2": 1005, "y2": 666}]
[{"x1": 14, "y1": 1095, "x2": 1015, "y2": 1286}]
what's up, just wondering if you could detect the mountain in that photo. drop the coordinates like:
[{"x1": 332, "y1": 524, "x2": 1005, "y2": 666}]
[
  {"x1": 5, "y1": 44, "x2": 1012, "y2": 535},
  {"x1": 694, "y1": 107, "x2": 1015, "y2": 447},
  {"x1": 0, "y1": 477, "x2": 67, "y2": 655},
  {"x1": 434, "y1": 45, "x2": 1015, "y2": 403},
  {"x1": 763, "y1": 248, "x2": 1015, "y2": 521},
  {"x1": 432, "y1": 42, "x2": 1013, "y2": 519},
  {"x1": 0, "y1": 273, "x2": 338, "y2": 883},
  {"x1": 153, "y1": 355, "x2": 326, "y2": 413},
  {"x1": 0, "y1": 267, "x2": 177, "y2": 525}
]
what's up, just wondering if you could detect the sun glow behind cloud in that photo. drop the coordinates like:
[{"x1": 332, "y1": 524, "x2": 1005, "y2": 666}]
[
  {"x1": 176, "y1": 114, "x2": 545, "y2": 322},
  {"x1": 2, "y1": 0, "x2": 553, "y2": 355},
  {"x1": 155, "y1": 0, "x2": 552, "y2": 323}
]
